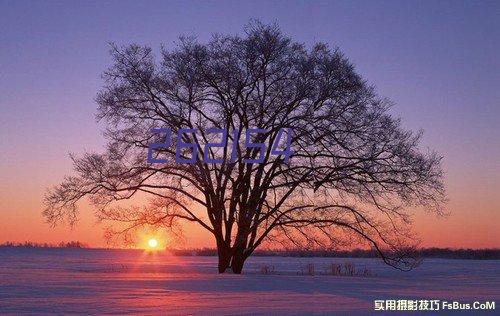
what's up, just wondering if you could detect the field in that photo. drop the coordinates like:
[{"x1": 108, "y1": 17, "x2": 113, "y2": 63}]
[{"x1": 0, "y1": 248, "x2": 498, "y2": 315}]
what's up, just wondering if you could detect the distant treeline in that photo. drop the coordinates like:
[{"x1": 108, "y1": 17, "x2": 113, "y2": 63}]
[
  {"x1": 169, "y1": 247, "x2": 500, "y2": 260},
  {"x1": 1, "y1": 242, "x2": 498, "y2": 259},
  {"x1": 0, "y1": 241, "x2": 88, "y2": 249}
]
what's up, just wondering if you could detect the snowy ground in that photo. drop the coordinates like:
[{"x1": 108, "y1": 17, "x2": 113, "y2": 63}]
[{"x1": 0, "y1": 248, "x2": 498, "y2": 315}]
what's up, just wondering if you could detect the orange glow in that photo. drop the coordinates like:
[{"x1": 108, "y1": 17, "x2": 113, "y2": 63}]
[{"x1": 0, "y1": 174, "x2": 499, "y2": 249}]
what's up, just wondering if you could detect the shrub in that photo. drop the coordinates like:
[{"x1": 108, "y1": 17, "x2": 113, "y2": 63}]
[{"x1": 259, "y1": 264, "x2": 276, "y2": 275}]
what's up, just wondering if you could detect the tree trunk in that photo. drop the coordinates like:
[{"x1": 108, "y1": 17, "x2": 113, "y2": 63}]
[
  {"x1": 217, "y1": 244, "x2": 231, "y2": 273},
  {"x1": 231, "y1": 247, "x2": 247, "y2": 274}
]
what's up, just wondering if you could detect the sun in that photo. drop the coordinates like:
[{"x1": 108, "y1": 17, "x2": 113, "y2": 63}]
[{"x1": 147, "y1": 238, "x2": 158, "y2": 249}]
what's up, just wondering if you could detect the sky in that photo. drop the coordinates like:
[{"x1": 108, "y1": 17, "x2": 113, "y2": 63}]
[{"x1": 0, "y1": 0, "x2": 499, "y2": 248}]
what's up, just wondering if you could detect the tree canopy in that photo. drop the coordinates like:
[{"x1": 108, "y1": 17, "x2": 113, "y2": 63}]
[{"x1": 44, "y1": 22, "x2": 446, "y2": 273}]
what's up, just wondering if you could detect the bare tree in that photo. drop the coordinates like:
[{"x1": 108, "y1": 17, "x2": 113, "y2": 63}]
[{"x1": 44, "y1": 22, "x2": 446, "y2": 274}]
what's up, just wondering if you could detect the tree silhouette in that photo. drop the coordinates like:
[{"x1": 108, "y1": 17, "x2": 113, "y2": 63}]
[{"x1": 44, "y1": 22, "x2": 445, "y2": 273}]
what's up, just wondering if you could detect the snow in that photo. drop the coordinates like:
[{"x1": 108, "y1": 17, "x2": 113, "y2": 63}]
[{"x1": 0, "y1": 248, "x2": 498, "y2": 315}]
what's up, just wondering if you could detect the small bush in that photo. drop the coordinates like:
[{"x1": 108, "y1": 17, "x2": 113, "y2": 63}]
[
  {"x1": 343, "y1": 262, "x2": 355, "y2": 276},
  {"x1": 298, "y1": 263, "x2": 315, "y2": 275},
  {"x1": 359, "y1": 266, "x2": 374, "y2": 277},
  {"x1": 322, "y1": 262, "x2": 375, "y2": 277},
  {"x1": 325, "y1": 263, "x2": 342, "y2": 276},
  {"x1": 259, "y1": 264, "x2": 276, "y2": 275}
]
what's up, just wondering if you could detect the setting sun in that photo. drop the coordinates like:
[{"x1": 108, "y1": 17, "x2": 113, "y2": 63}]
[{"x1": 147, "y1": 238, "x2": 158, "y2": 249}]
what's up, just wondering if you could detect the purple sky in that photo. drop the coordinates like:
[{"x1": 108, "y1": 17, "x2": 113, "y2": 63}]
[{"x1": 0, "y1": 0, "x2": 499, "y2": 247}]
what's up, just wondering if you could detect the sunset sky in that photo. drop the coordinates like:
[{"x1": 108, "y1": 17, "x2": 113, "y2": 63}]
[{"x1": 1, "y1": 0, "x2": 499, "y2": 248}]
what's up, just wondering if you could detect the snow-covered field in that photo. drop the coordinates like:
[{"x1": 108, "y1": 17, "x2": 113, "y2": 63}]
[{"x1": 0, "y1": 248, "x2": 498, "y2": 315}]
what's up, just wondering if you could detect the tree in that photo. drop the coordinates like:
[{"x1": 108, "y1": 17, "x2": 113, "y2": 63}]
[{"x1": 44, "y1": 22, "x2": 446, "y2": 274}]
